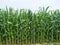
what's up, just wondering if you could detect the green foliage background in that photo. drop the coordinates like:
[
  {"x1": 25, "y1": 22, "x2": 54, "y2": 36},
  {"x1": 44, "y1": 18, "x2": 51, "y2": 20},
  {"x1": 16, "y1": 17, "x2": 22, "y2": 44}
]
[{"x1": 0, "y1": 7, "x2": 60, "y2": 44}]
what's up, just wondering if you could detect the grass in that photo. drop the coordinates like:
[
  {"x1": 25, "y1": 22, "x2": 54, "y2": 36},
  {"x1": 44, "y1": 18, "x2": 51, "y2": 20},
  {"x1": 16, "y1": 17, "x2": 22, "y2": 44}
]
[{"x1": 0, "y1": 7, "x2": 60, "y2": 45}]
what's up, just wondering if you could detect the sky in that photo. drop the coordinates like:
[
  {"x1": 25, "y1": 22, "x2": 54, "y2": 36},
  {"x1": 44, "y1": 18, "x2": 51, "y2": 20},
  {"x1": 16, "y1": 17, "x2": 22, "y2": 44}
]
[{"x1": 0, "y1": 0, "x2": 60, "y2": 11}]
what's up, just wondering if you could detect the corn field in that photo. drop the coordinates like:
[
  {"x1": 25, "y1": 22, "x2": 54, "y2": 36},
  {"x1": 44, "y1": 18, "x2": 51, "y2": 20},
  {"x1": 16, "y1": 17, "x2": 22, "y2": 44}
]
[{"x1": 0, "y1": 7, "x2": 60, "y2": 45}]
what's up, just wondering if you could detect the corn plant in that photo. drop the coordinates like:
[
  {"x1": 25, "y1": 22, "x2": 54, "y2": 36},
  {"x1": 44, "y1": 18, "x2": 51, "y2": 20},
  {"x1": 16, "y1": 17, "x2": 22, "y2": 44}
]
[{"x1": 0, "y1": 7, "x2": 60, "y2": 45}]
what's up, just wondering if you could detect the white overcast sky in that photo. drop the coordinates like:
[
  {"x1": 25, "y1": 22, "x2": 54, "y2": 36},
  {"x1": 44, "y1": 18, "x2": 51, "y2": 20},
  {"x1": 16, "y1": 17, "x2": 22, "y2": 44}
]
[{"x1": 0, "y1": 0, "x2": 60, "y2": 11}]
